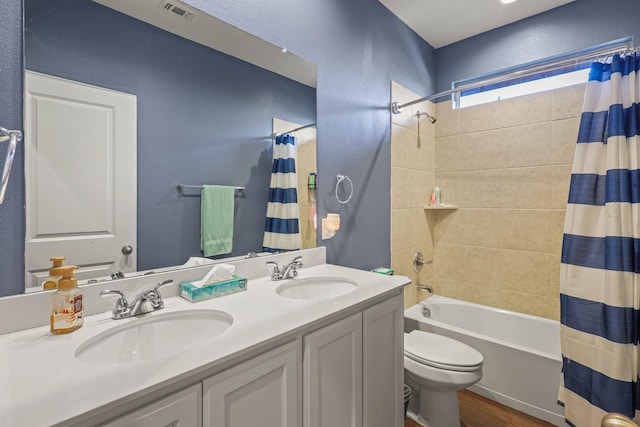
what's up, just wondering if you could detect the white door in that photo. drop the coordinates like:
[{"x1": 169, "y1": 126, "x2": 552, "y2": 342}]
[
  {"x1": 101, "y1": 385, "x2": 201, "y2": 427},
  {"x1": 203, "y1": 341, "x2": 300, "y2": 427},
  {"x1": 304, "y1": 313, "x2": 363, "y2": 427},
  {"x1": 24, "y1": 71, "x2": 137, "y2": 289},
  {"x1": 363, "y1": 294, "x2": 404, "y2": 427}
]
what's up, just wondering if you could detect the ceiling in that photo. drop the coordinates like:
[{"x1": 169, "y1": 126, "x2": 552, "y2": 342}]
[{"x1": 378, "y1": 0, "x2": 575, "y2": 49}]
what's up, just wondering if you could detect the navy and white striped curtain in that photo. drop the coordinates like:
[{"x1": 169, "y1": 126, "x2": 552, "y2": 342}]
[
  {"x1": 263, "y1": 134, "x2": 302, "y2": 252},
  {"x1": 559, "y1": 53, "x2": 640, "y2": 426}
]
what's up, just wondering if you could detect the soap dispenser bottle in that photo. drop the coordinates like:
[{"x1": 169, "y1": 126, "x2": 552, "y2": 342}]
[
  {"x1": 50, "y1": 265, "x2": 83, "y2": 334},
  {"x1": 43, "y1": 256, "x2": 66, "y2": 290}
]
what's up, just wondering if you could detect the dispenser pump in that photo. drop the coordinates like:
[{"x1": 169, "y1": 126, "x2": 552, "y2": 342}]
[
  {"x1": 58, "y1": 266, "x2": 79, "y2": 290},
  {"x1": 43, "y1": 256, "x2": 66, "y2": 290}
]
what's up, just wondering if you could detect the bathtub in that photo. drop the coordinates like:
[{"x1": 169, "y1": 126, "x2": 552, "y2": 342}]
[{"x1": 404, "y1": 295, "x2": 563, "y2": 426}]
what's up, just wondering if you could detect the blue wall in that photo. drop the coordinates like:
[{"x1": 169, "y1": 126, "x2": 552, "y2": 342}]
[
  {"x1": 434, "y1": 0, "x2": 640, "y2": 93},
  {"x1": 23, "y1": 0, "x2": 316, "y2": 278},
  {"x1": 0, "y1": 0, "x2": 24, "y2": 297}
]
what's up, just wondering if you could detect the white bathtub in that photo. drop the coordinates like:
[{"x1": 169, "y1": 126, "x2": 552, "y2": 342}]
[{"x1": 404, "y1": 295, "x2": 564, "y2": 426}]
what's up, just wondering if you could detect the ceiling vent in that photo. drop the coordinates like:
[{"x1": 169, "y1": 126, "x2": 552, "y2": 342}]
[{"x1": 158, "y1": 1, "x2": 194, "y2": 20}]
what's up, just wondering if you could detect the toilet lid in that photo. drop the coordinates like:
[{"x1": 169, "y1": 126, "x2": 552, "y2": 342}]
[{"x1": 404, "y1": 330, "x2": 483, "y2": 372}]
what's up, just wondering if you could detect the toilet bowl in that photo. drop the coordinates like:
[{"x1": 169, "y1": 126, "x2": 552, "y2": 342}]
[{"x1": 404, "y1": 330, "x2": 483, "y2": 427}]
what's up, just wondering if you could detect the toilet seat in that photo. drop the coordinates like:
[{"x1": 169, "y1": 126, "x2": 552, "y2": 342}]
[{"x1": 404, "y1": 330, "x2": 483, "y2": 372}]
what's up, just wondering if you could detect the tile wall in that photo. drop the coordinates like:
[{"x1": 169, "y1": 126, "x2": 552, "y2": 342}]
[
  {"x1": 391, "y1": 81, "x2": 585, "y2": 320},
  {"x1": 390, "y1": 82, "x2": 436, "y2": 308}
]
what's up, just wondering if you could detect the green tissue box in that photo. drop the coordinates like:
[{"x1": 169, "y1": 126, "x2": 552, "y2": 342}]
[
  {"x1": 371, "y1": 267, "x2": 395, "y2": 275},
  {"x1": 179, "y1": 275, "x2": 247, "y2": 302}
]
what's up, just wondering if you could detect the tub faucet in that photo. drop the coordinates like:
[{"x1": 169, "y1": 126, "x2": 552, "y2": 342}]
[
  {"x1": 266, "y1": 256, "x2": 303, "y2": 280},
  {"x1": 100, "y1": 279, "x2": 173, "y2": 319}
]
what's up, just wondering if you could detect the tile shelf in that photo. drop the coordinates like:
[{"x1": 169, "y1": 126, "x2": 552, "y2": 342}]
[{"x1": 424, "y1": 204, "x2": 458, "y2": 210}]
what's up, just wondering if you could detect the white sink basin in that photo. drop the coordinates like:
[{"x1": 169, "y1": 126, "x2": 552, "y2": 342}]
[
  {"x1": 75, "y1": 309, "x2": 233, "y2": 364},
  {"x1": 276, "y1": 277, "x2": 358, "y2": 300}
]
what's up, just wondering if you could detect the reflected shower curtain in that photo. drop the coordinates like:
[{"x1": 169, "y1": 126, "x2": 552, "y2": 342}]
[
  {"x1": 263, "y1": 134, "x2": 302, "y2": 252},
  {"x1": 560, "y1": 53, "x2": 640, "y2": 426}
]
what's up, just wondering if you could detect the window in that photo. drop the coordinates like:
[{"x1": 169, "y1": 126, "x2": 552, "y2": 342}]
[{"x1": 451, "y1": 38, "x2": 632, "y2": 109}]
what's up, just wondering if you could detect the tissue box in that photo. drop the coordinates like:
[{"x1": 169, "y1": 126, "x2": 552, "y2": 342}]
[
  {"x1": 179, "y1": 275, "x2": 248, "y2": 302},
  {"x1": 371, "y1": 267, "x2": 395, "y2": 275}
]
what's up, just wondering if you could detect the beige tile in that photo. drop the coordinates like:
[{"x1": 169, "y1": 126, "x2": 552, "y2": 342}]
[
  {"x1": 552, "y1": 83, "x2": 586, "y2": 120},
  {"x1": 391, "y1": 208, "x2": 431, "y2": 252},
  {"x1": 391, "y1": 81, "x2": 420, "y2": 131},
  {"x1": 549, "y1": 209, "x2": 566, "y2": 255},
  {"x1": 500, "y1": 290, "x2": 559, "y2": 320},
  {"x1": 497, "y1": 250, "x2": 553, "y2": 295},
  {"x1": 391, "y1": 167, "x2": 433, "y2": 209},
  {"x1": 459, "y1": 246, "x2": 501, "y2": 288},
  {"x1": 391, "y1": 123, "x2": 431, "y2": 170},
  {"x1": 457, "y1": 209, "x2": 500, "y2": 248},
  {"x1": 443, "y1": 281, "x2": 501, "y2": 309},
  {"x1": 460, "y1": 100, "x2": 502, "y2": 134},
  {"x1": 421, "y1": 135, "x2": 436, "y2": 173},
  {"x1": 494, "y1": 209, "x2": 552, "y2": 253},
  {"x1": 435, "y1": 100, "x2": 460, "y2": 137},
  {"x1": 404, "y1": 283, "x2": 418, "y2": 308},
  {"x1": 434, "y1": 244, "x2": 464, "y2": 283},
  {"x1": 500, "y1": 167, "x2": 550, "y2": 209},
  {"x1": 551, "y1": 117, "x2": 579, "y2": 165},
  {"x1": 550, "y1": 165, "x2": 572, "y2": 209},
  {"x1": 457, "y1": 170, "x2": 503, "y2": 208},
  {"x1": 459, "y1": 129, "x2": 504, "y2": 170},
  {"x1": 501, "y1": 122, "x2": 551, "y2": 168},
  {"x1": 502, "y1": 91, "x2": 551, "y2": 128},
  {"x1": 436, "y1": 135, "x2": 460, "y2": 172},
  {"x1": 433, "y1": 207, "x2": 460, "y2": 245}
]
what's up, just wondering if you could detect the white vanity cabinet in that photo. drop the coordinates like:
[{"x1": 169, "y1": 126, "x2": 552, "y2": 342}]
[
  {"x1": 202, "y1": 341, "x2": 300, "y2": 427},
  {"x1": 100, "y1": 384, "x2": 202, "y2": 427},
  {"x1": 304, "y1": 312, "x2": 363, "y2": 427},
  {"x1": 363, "y1": 294, "x2": 404, "y2": 427},
  {"x1": 303, "y1": 293, "x2": 404, "y2": 427}
]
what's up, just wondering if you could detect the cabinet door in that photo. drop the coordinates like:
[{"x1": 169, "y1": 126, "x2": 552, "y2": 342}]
[
  {"x1": 363, "y1": 294, "x2": 404, "y2": 427},
  {"x1": 304, "y1": 312, "x2": 363, "y2": 427},
  {"x1": 101, "y1": 384, "x2": 201, "y2": 427},
  {"x1": 203, "y1": 341, "x2": 299, "y2": 427}
]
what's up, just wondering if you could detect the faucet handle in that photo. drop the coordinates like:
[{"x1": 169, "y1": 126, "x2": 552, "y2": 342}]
[
  {"x1": 154, "y1": 279, "x2": 173, "y2": 293},
  {"x1": 291, "y1": 255, "x2": 303, "y2": 266},
  {"x1": 100, "y1": 289, "x2": 129, "y2": 318}
]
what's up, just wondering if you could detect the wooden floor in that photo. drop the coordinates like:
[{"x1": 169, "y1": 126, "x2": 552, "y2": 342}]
[{"x1": 405, "y1": 390, "x2": 555, "y2": 427}]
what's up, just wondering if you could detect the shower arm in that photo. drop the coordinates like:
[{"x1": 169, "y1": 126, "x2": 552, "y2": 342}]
[{"x1": 0, "y1": 127, "x2": 22, "y2": 205}]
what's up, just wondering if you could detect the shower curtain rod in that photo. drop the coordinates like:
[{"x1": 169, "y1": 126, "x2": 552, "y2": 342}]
[
  {"x1": 274, "y1": 122, "x2": 317, "y2": 137},
  {"x1": 391, "y1": 37, "x2": 634, "y2": 114}
]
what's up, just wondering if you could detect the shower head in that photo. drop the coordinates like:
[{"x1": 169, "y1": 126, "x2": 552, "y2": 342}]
[{"x1": 416, "y1": 111, "x2": 437, "y2": 124}]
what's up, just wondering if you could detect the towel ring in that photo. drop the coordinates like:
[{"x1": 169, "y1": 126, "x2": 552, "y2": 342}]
[{"x1": 335, "y1": 174, "x2": 353, "y2": 204}]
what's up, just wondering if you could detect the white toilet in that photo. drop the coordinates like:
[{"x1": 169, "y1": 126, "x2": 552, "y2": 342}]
[{"x1": 404, "y1": 330, "x2": 484, "y2": 427}]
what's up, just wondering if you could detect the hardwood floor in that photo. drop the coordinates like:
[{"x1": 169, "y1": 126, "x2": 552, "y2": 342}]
[{"x1": 404, "y1": 390, "x2": 555, "y2": 427}]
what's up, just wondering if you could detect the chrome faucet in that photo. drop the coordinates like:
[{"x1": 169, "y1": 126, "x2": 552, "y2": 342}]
[
  {"x1": 266, "y1": 256, "x2": 303, "y2": 281},
  {"x1": 101, "y1": 280, "x2": 173, "y2": 319}
]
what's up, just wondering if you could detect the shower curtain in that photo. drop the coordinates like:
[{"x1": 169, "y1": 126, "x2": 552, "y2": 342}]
[
  {"x1": 560, "y1": 53, "x2": 640, "y2": 426},
  {"x1": 263, "y1": 134, "x2": 302, "y2": 252}
]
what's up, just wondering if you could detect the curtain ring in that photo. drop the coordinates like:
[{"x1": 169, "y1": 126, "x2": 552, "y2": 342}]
[{"x1": 335, "y1": 174, "x2": 353, "y2": 204}]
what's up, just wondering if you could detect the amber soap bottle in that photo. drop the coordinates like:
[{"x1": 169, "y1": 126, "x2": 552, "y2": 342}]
[{"x1": 50, "y1": 265, "x2": 83, "y2": 334}]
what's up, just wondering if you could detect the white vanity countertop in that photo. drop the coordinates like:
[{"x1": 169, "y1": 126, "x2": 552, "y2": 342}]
[{"x1": 0, "y1": 263, "x2": 409, "y2": 427}]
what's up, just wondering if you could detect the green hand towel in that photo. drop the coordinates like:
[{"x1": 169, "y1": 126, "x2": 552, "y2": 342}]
[{"x1": 201, "y1": 185, "x2": 235, "y2": 256}]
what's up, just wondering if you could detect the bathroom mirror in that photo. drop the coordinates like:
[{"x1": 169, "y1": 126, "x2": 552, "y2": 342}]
[{"x1": 16, "y1": 0, "x2": 317, "y2": 293}]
